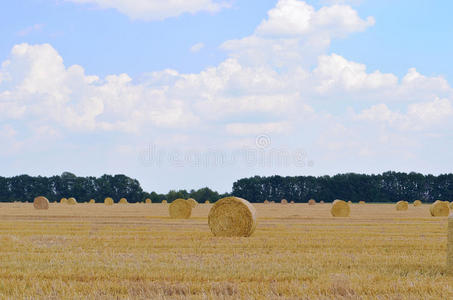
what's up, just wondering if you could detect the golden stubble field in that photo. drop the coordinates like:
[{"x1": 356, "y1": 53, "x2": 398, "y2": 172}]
[{"x1": 0, "y1": 202, "x2": 452, "y2": 299}]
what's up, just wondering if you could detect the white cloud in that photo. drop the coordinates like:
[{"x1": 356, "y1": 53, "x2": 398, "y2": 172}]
[
  {"x1": 190, "y1": 42, "x2": 205, "y2": 53},
  {"x1": 66, "y1": 0, "x2": 229, "y2": 21},
  {"x1": 17, "y1": 24, "x2": 44, "y2": 37}
]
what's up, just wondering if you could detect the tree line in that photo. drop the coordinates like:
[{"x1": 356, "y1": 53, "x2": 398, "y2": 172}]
[
  {"x1": 0, "y1": 172, "x2": 228, "y2": 203},
  {"x1": 2, "y1": 171, "x2": 453, "y2": 204},
  {"x1": 231, "y1": 172, "x2": 453, "y2": 203}
]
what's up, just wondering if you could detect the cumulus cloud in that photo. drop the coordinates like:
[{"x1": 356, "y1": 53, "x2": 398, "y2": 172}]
[{"x1": 66, "y1": 0, "x2": 229, "y2": 21}]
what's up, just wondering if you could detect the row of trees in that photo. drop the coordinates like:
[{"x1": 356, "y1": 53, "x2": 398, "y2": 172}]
[
  {"x1": 231, "y1": 172, "x2": 453, "y2": 203},
  {"x1": 0, "y1": 172, "x2": 227, "y2": 203}
]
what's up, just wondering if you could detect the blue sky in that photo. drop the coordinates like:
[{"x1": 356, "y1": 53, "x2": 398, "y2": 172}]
[{"x1": 0, "y1": 0, "x2": 452, "y2": 193}]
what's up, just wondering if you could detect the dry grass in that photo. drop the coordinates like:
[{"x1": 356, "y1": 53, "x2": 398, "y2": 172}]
[{"x1": 0, "y1": 202, "x2": 452, "y2": 299}]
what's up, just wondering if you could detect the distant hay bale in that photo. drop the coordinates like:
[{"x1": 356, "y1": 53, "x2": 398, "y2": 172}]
[
  {"x1": 320, "y1": 200, "x2": 325, "y2": 204},
  {"x1": 448, "y1": 215, "x2": 453, "y2": 273},
  {"x1": 33, "y1": 196, "x2": 49, "y2": 210},
  {"x1": 187, "y1": 198, "x2": 198, "y2": 208},
  {"x1": 205, "y1": 200, "x2": 210, "y2": 204},
  {"x1": 208, "y1": 197, "x2": 256, "y2": 237},
  {"x1": 396, "y1": 201, "x2": 409, "y2": 211},
  {"x1": 104, "y1": 197, "x2": 114, "y2": 205},
  {"x1": 348, "y1": 201, "x2": 352, "y2": 204},
  {"x1": 89, "y1": 199, "x2": 95, "y2": 204},
  {"x1": 67, "y1": 197, "x2": 77, "y2": 205},
  {"x1": 359, "y1": 201, "x2": 365, "y2": 205},
  {"x1": 330, "y1": 200, "x2": 350, "y2": 217},
  {"x1": 60, "y1": 198, "x2": 68, "y2": 204},
  {"x1": 145, "y1": 198, "x2": 152, "y2": 204},
  {"x1": 119, "y1": 198, "x2": 128, "y2": 204},
  {"x1": 290, "y1": 201, "x2": 295, "y2": 204},
  {"x1": 162, "y1": 200, "x2": 168, "y2": 204},
  {"x1": 430, "y1": 200, "x2": 450, "y2": 217},
  {"x1": 308, "y1": 199, "x2": 316, "y2": 205},
  {"x1": 281, "y1": 199, "x2": 288, "y2": 204},
  {"x1": 169, "y1": 198, "x2": 192, "y2": 219},
  {"x1": 264, "y1": 200, "x2": 270, "y2": 204},
  {"x1": 414, "y1": 200, "x2": 422, "y2": 207}
]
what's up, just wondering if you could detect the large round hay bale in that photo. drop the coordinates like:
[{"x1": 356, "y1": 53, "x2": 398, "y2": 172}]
[
  {"x1": 33, "y1": 196, "x2": 49, "y2": 210},
  {"x1": 67, "y1": 197, "x2": 77, "y2": 205},
  {"x1": 308, "y1": 199, "x2": 316, "y2": 205},
  {"x1": 290, "y1": 200, "x2": 295, "y2": 204},
  {"x1": 330, "y1": 200, "x2": 350, "y2": 217},
  {"x1": 359, "y1": 201, "x2": 365, "y2": 205},
  {"x1": 414, "y1": 200, "x2": 422, "y2": 207},
  {"x1": 281, "y1": 199, "x2": 288, "y2": 204},
  {"x1": 396, "y1": 201, "x2": 409, "y2": 211},
  {"x1": 162, "y1": 200, "x2": 168, "y2": 204},
  {"x1": 145, "y1": 198, "x2": 152, "y2": 204},
  {"x1": 104, "y1": 197, "x2": 114, "y2": 205},
  {"x1": 89, "y1": 199, "x2": 95, "y2": 204},
  {"x1": 264, "y1": 200, "x2": 270, "y2": 204},
  {"x1": 430, "y1": 200, "x2": 450, "y2": 217},
  {"x1": 119, "y1": 198, "x2": 128, "y2": 204},
  {"x1": 205, "y1": 200, "x2": 210, "y2": 204},
  {"x1": 60, "y1": 198, "x2": 68, "y2": 204},
  {"x1": 187, "y1": 198, "x2": 198, "y2": 208},
  {"x1": 450, "y1": 202, "x2": 453, "y2": 210},
  {"x1": 169, "y1": 199, "x2": 192, "y2": 219},
  {"x1": 208, "y1": 197, "x2": 256, "y2": 237},
  {"x1": 447, "y1": 214, "x2": 453, "y2": 274}
]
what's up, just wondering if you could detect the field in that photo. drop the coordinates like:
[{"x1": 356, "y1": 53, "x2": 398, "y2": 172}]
[{"x1": 0, "y1": 202, "x2": 452, "y2": 299}]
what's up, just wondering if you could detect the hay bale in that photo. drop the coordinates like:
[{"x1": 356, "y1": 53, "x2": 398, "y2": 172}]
[
  {"x1": 33, "y1": 196, "x2": 49, "y2": 210},
  {"x1": 308, "y1": 199, "x2": 316, "y2": 205},
  {"x1": 145, "y1": 198, "x2": 152, "y2": 204},
  {"x1": 359, "y1": 201, "x2": 365, "y2": 205},
  {"x1": 450, "y1": 202, "x2": 453, "y2": 210},
  {"x1": 330, "y1": 200, "x2": 350, "y2": 217},
  {"x1": 281, "y1": 199, "x2": 288, "y2": 204},
  {"x1": 119, "y1": 198, "x2": 128, "y2": 204},
  {"x1": 264, "y1": 200, "x2": 270, "y2": 204},
  {"x1": 169, "y1": 198, "x2": 192, "y2": 219},
  {"x1": 162, "y1": 200, "x2": 168, "y2": 204},
  {"x1": 290, "y1": 201, "x2": 295, "y2": 204},
  {"x1": 448, "y1": 214, "x2": 453, "y2": 274},
  {"x1": 208, "y1": 197, "x2": 256, "y2": 237},
  {"x1": 430, "y1": 200, "x2": 450, "y2": 217},
  {"x1": 187, "y1": 198, "x2": 198, "y2": 208},
  {"x1": 396, "y1": 201, "x2": 409, "y2": 211},
  {"x1": 320, "y1": 200, "x2": 325, "y2": 204},
  {"x1": 205, "y1": 200, "x2": 210, "y2": 204},
  {"x1": 67, "y1": 197, "x2": 77, "y2": 205},
  {"x1": 414, "y1": 200, "x2": 422, "y2": 207},
  {"x1": 348, "y1": 201, "x2": 352, "y2": 204},
  {"x1": 60, "y1": 198, "x2": 68, "y2": 204},
  {"x1": 89, "y1": 199, "x2": 95, "y2": 204},
  {"x1": 104, "y1": 197, "x2": 114, "y2": 205}
]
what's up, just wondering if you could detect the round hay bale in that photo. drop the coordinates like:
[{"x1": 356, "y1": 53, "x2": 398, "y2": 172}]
[
  {"x1": 413, "y1": 200, "x2": 422, "y2": 207},
  {"x1": 162, "y1": 200, "x2": 168, "y2": 204},
  {"x1": 33, "y1": 196, "x2": 49, "y2": 210},
  {"x1": 281, "y1": 199, "x2": 288, "y2": 205},
  {"x1": 359, "y1": 201, "x2": 365, "y2": 205},
  {"x1": 104, "y1": 197, "x2": 114, "y2": 205},
  {"x1": 396, "y1": 201, "x2": 409, "y2": 211},
  {"x1": 145, "y1": 198, "x2": 152, "y2": 204},
  {"x1": 264, "y1": 200, "x2": 270, "y2": 204},
  {"x1": 450, "y1": 202, "x2": 453, "y2": 210},
  {"x1": 430, "y1": 200, "x2": 450, "y2": 217},
  {"x1": 119, "y1": 198, "x2": 128, "y2": 204},
  {"x1": 330, "y1": 200, "x2": 350, "y2": 217},
  {"x1": 169, "y1": 198, "x2": 192, "y2": 219},
  {"x1": 308, "y1": 199, "x2": 316, "y2": 205},
  {"x1": 348, "y1": 201, "x2": 352, "y2": 204},
  {"x1": 205, "y1": 200, "x2": 210, "y2": 204},
  {"x1": 208, "y1": 197, "x2": 256, "y2": 237},
  {"x1": 89, "y1": 199, "x2": 95, "y2": 204},
  {"x1": 290, "y1": 201, "x2": 295, "y2": 204},
  {"x1": 187, "y1": 198, "x2": 198, "y2": 208},
  {"x1": 60, "y1": 198, "x2": 68, "y2": 204},
  {"x1": 448, "y1": 214, "x2": 453, "y2": 273},
  {"x1": 67, "y1": 197, "x2": 77, "y2": 205}
]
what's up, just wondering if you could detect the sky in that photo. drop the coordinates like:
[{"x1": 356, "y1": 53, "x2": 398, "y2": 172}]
[{"x1": 0, "y1": 0, "x2": 452, "y2": 193}]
